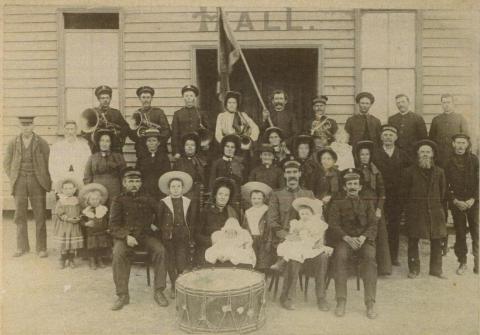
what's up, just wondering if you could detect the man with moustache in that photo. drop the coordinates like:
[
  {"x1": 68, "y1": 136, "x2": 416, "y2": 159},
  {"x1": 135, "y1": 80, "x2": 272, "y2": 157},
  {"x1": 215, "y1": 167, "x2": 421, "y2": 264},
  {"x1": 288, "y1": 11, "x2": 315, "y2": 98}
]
[
  {"x1": 171, "y1": 85, "x2": 210, "y2": 159},
  {"x1": 388, "y1": 94, "x2": 428, "y2": 157},
  {"x1": 444, "y1": 134, "x2": 479, "y2": 275},
  {"x1": 309, "y1": 95, "x2": 338, "y2": 138},
  {"x1": 345, "y1": 92, "x2": 382, "y2": 148},
  {"x1": 372, "y1": 125, "x2": 411, "y2": 266},
  {"x1": 129, "y1": 86, "x2": 171, "y2": 159},
  {"x1": 268, "y1": 158, "x2": 330, "y2": 311},
  {"x1": 260, "y1": 89, "x2": 299, "y2": 145},
  {"x1": 327, "y1": 168, "x2": 378, "y2": 319},
  {"x1": 110, "y1": 167, "x2": 168, "y2": 310},
  {"x1": 82, "y1": 85, "x2": 130, "y2": 153},
  {"x1": 401, "y1": 140, "x2": 447, "y2": 279}
]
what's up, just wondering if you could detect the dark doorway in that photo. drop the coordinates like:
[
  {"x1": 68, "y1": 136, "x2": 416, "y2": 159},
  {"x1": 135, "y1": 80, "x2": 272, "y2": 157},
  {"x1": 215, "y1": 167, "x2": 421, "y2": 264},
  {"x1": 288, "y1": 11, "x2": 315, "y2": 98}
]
[{"x1": 196, "y1": 48, "x2": 318, "y2": 132}]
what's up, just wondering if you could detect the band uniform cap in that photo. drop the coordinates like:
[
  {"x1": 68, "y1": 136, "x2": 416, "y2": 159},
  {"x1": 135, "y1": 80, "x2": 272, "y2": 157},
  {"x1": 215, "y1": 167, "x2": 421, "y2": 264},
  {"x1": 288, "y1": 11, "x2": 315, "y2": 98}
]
[
  {"x1": 292, "y1": 197, "x2": 323, "y2": 216},
  {"x1": 355, "y1": 140, "x2": 375, "y2": 155},
  {"x1": 451, "y1": 133, "x2": 470, "y2": 141},
  {"x1": 241, "y1": 181, "x2": 272, "y2": 204},
  {"x1": 264, "y1": 126, "x2": 284, "y2": 141},
  {"x1": 142, "y1": 128, "x2": 161, "y2": 139},
  {"x1": 281, "y1": 156, "x2": 302, "y2": 171},
  {"x1": 181, "y1": 85, "x2": 199, "y2": 97},
  {"x1": 342, "y1": 168, "x2": 362, "y2": 182},
  {"x1": 355, "y1": 92, "x2": 375, "y2": 104},
  {"x1": 95, "y1": 85, "x2": 112, "y2": 98},
  {"x1": 136, "y1": 86, "x2": 155, "y2": 97},
  {"x1": 18, "y1": 116, "x2": 35, "y2": 125},
  {"x1": 121, "y1": 167, "x2": 142, "y2": 180},
  {"x1": 54, "y1": 176, "x2": 83, "y2": 195},
  {"x1": 312, "y1": 95, "x2": 328, "y2": 105},
  {"x1": 224, "y1": 90, "x2": 242, "y2": 104},
  {"x1": 257, "y1": 143, "x2": 275, "y2": 154},
  {"x1": 158, "y1": 171, "x2": 193, "y2": 196},
  {"x1": 381, "y1": 124, "x2": 398, "y2": 135},
  {"x1": 317, "y1": 147, "x2": 338, "y2": 162},
  {"x1": 79, "y1": 183, "x2": 109, "y2": 205},
  {"x1": 221, "y1": 134, "x2": 241, "y2": 151},
  {"x1": 414, "y1": 139, "x2": 437, "y2": 155}
]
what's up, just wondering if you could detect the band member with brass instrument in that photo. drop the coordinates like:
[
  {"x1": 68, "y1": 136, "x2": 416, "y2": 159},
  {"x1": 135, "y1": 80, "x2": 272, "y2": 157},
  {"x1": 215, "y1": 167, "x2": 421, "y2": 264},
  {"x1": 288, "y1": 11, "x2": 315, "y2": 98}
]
[
  {"x1": 129, "y1": 86, "x2": 171, "y2": 159},
  {"x1": 171, "y1": 85, "x2": 211, "y2": 160},
  {"x1": 80, "y1": 85, "x2": 130, "y2": 153},
  {"x1": 260, "y1": 89, "x2": 299, "y2": 146},
  {"x1": 263, "y1": 127, "x2": 291, "y2": 165},
  {"x1": 135, "y1": 128, "x2": 171, "y2": 200},
  {"x1": 309, "y1": 95, "x2": 338, "y2": 138},
  {"x1": 214, "y1": 91, "x2": 259, "y2": 146}
]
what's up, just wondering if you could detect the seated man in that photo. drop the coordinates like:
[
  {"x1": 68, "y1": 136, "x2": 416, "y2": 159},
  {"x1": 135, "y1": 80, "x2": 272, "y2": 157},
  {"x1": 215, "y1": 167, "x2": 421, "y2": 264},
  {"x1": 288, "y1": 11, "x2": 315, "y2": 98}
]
[
  {"x1": 327, "y1": 168, "x2": 378, "y2": 319},
  {"x1": 109, "y1": 167, "x2": 168, "y2": 311}
]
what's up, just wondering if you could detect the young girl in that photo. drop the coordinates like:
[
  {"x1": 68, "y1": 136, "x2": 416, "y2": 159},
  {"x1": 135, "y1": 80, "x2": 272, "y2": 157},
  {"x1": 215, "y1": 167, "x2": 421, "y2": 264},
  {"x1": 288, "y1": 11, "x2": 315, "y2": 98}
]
[
  {"x1": 79, "y1": 183, "x2": 110, "y2": 270},
  {"x1": 272, "y1": 198, "x2": 332, "y2": 270},
  {"x1": 241, "y1": 181, "x2": 273, "y2": 271},
  {"x1": 205, "y1": 217, "x2": 256, "y2": 268},
  {"x1": 53, "y1": 178, "x2": 84, "y2": 269}
]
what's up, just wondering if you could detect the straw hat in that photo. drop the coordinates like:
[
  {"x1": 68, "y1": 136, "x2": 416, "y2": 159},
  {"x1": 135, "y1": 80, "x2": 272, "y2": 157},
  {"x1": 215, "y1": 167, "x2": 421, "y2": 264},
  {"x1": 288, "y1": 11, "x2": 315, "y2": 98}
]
[
  {"x1": 241, "y1": 181, "x2": 272, "y2": 203},
  {"x1": 54, "y1": 176, "x2": 83, "y2": 194},
  {"x1": 292, "y1": 197, "x2": 323, "y2": 215},
  {"x1": 78, "y1": 183, "x2": 109, "y2": 205},
  {"x1": 158, "y1": 171, "x2": 193, "y2": 195}
]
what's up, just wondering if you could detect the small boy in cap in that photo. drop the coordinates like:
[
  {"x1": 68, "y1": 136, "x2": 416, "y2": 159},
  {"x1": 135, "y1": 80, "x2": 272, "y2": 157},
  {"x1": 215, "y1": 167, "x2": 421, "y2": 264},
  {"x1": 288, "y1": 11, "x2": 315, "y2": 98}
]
[
  {"x1": 135, "y1": 128, "x2": 171, "y2": 199},
  {"x1": 248, "y1": 144, "x2": 285, "y2": 190}
]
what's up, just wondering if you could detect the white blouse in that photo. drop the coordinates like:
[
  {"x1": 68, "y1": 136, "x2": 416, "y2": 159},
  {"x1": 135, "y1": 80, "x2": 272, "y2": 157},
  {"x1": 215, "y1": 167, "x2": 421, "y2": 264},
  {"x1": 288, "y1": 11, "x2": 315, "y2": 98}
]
[{"x1": 215, "y1": 111, "x2": 260, "y2": 144}]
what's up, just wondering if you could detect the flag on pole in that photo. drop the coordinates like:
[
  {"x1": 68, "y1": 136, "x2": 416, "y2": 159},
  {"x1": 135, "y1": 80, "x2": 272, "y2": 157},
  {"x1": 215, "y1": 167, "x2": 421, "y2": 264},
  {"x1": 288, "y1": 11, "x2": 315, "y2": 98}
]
[{"x1": 217, "y1": 7, "x2": 241, "y2": 102}]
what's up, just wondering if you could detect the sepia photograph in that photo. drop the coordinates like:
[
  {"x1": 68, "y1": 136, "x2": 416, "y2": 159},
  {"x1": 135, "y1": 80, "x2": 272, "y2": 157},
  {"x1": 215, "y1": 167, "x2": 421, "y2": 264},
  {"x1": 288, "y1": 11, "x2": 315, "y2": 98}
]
[{"x1": 1, "y1": 1, "x2": 479, "y2": 334}]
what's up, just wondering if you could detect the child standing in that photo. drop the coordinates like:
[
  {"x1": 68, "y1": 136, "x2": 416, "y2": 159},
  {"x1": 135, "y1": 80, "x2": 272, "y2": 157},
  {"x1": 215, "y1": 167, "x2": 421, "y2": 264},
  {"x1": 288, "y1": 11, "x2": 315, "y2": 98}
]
[
  {"x1": 79, "y1": 183, "x2": 111, "y2": 270},
  {"x1": 272, "y1": 198, "x2": 332, "y2": 270},
  {"x1": 53, "y1": 178, "x2": 84, "y2": 269}
]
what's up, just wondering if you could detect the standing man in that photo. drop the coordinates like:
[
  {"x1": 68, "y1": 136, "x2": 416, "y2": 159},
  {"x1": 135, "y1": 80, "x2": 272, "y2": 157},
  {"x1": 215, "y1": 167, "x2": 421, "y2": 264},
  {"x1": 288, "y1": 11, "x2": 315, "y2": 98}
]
[
  {"x1": 327, "y1": 168, "x2": 378, "y2": 319},
  {"x1": 345, "y1": 92, "x2": 381, "y2": 148},
  {"x1": 260, "y1": 89, "x2": 299, "y2": 145},
  {"x1": 3, "y1": 116, "x2": 51, "y2": 258},
  {"x1": 129, "y1": 86, "x2": 171, "y2": 159},
  {"x1": 49, "y1": 120, "x2": 91, "y2": 188},
  {"x1": 268, "y1": 158, "x2": 330, "y2": 311},
  {"x1": 109, "y1": 167, "x2": 168, "y2": 310},
  {"x1": 171, "y1": 85, "x2": 210, "y2": 159},
  {"x1": 372, "y1": 125, "x2": 411, "y2": 266},
  {"x1": 388, "y1": 94, "x2": 428, "y2": 157},
  {"x1": 444, "y1": 134, "x2": 478, "y2": 275},
  {"x1": 309, "y1": 95, "x2": 338, "y2": 138},
  {"x1": 82, "y1": 85, "x2": 130, "y2": 153},
  {"x1": 402, "y1": 140, "x2": 447, "y2": 279},
  {"x1": 429, "y1": 93, "x2": 469, "y2": 167}
]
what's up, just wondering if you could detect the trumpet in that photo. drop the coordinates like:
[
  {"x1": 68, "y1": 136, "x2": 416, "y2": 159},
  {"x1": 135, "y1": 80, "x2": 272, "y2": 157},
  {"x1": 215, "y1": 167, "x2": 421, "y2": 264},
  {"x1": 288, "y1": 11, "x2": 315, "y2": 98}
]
[{"x1": 131, "y1": 110, "x2": 163, "y2": 137}]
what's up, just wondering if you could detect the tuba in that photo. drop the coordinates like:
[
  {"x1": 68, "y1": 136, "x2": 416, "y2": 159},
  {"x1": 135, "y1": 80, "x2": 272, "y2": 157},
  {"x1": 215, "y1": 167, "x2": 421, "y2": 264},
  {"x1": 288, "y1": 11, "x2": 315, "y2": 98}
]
[
  {"x1": 81, "y1": 108, "x2": 123, "y2": 145},
  {"x1": 130, "y1": 110, "x2": 163, "y2": 137}
]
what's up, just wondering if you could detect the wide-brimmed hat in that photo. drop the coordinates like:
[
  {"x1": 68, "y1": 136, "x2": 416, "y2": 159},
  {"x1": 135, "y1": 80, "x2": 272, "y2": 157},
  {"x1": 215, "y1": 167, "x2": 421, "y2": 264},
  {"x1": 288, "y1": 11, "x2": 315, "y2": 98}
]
[
  {"x1": 414, "y1": 139, "x2": 437, "y2": 156},
  {"x1": 241, "y1": 181, "x2": 272, "y2": 203},
  {"x1": 158, "y1": 171, "x2": 193, "y2": 195},
  {"x1": 317, "y1": 147, "x2": 338, "y2": 162},
  {"x1": 264, "y1": 127, "x2": 284, "y2": 142},
  {"x1": 292, "y1": 197, "x2": 323, "y2": 216},
  {"x1": 181, "y1": 132, "x2": 201, "y2": 151},
  {"x1": 78, "y1": 183, "x2": 109, "y2": 205},
  {"x1": 355, "y1": 140, "x2": 375, "y2": 154},
  {"x1": 212, "y1": 177, "x2": 236, "y2": 199},
  {"x1": 54, "y1": 176, "x2": 83, "y2": 194},
  {"x1": 220, "y1": 134, "x2": 241, "y2": 151},
  {"x1": 93, "y1": 128, "x2": 115, "y2": 146}
]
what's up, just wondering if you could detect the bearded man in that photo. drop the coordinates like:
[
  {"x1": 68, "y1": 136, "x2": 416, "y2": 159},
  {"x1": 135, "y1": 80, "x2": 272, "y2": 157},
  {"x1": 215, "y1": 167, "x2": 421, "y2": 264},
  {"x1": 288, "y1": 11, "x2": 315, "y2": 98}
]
[{"x1": 401, "y1": 140, "x2": 447, "y2": 279}]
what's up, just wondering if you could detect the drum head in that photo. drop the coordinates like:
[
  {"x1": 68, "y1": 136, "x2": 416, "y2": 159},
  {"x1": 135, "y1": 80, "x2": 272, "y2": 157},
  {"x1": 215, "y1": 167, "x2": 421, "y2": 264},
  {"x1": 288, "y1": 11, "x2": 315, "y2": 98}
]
[{"x1": 176, "y1": 268, "x2": 263, "y2": 292}]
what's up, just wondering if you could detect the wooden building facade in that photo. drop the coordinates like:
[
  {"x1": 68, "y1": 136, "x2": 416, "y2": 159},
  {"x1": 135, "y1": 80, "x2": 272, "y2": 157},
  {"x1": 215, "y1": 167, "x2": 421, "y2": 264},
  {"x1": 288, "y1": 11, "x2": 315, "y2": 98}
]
[{"x1": 3, "y1": 5, "x2": 479, "y2": 209}]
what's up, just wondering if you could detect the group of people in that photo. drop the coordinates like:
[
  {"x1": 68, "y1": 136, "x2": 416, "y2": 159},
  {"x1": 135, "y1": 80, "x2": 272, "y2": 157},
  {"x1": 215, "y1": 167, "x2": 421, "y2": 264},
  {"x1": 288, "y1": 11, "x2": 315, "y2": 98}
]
[{"x1": 3, "y1": 83, "x2": 478, "y2": 320}]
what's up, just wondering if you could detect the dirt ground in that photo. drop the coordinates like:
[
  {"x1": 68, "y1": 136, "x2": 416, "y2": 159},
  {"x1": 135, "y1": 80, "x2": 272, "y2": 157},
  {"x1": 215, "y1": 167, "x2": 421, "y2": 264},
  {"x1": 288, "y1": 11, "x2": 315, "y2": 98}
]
[{"x1": 1, "y1": 214, "x2": 479, "y2": 335}]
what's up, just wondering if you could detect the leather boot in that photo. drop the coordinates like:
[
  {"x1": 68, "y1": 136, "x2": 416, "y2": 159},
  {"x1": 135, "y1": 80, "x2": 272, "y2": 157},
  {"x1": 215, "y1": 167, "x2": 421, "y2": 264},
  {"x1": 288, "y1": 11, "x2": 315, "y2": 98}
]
[
  {"x1": 154, "y1": 290, "x2": 169, "y2": 307},
  {"x1": 111, "y1": 295, "x2": 129, "y2": 311},
  {"x1": 366, "y1": 302, "x2": 378, "y2": 319},
  {"x1": 317, "y1": 298, "x2": 330, "y2": 312},
  {"x1": 335, "y1": 300, "x2": 346, "y2": 317}
]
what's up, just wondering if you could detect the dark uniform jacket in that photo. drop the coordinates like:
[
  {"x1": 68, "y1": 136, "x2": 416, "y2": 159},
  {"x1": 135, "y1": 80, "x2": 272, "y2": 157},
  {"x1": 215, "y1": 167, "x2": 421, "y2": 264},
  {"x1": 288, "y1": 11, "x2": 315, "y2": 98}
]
[
  {"x1": 372, "y1": 146, "x2": 411, "y2": 201},
  {"x1": 388, "y1": 111, "x2": 428, "y2": 155},
  {"x1": 260, "y1": 109, "x2": 299, "y2": 143},
  {"x1": 401, "y1": 164, "x2": 447, "y2": 239},
  {"x1": 171, "y1": 106, "x2": 209, "y2": 155},
  {"x1": 129, "y1": 106, "x2": 171, "y2": 159},
  {"x1": 309, "y1": 115, "x2": 338, "y2": 136},
  {"x1": 444, "y1": 152, "x2": 479, "y2": 203},
  {"x1": 88, "y1": 107, "x2": 130, "y2": 153},
  {"x1": 429, "y1": 112, "x2": 469, "y2": 167},
  {"x1": 327, "y1": 192, "x2": 378, "y2": 243},
  {"x1": 109, "y1": 190, "x2": 160, "y2": 242},
  {"x1": 267, "y1": 187, "x2": 315, "y2": 240},
  {"x1": 345, "y1": 113, "x2": 382, "y2": 148},
  {"x1": 3, "y1": 133, "x2": 51, "y2": 194},
  {"x1": 135, "y1": 150, "x2": 171, "y2": 199},
  {"x1": 157, "y1": 196, "x2": 193, "y2": 241},
  {"x1": 248, "y1": 163, "x2": 285, "y2": 190}
]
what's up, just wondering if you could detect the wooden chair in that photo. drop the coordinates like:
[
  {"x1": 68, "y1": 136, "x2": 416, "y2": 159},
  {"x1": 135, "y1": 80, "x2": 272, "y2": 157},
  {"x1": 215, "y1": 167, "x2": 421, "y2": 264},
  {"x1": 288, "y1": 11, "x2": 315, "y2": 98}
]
[{"x1": 132, "y1": 249, "x2": 151, "y2": 286}]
